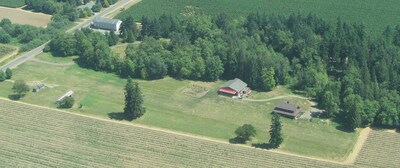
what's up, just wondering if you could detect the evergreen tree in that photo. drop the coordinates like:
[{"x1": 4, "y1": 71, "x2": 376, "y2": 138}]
[
  {"x1": 343, "y1": 94, "x2": 363, "y2": 131},
  {"x1": 269, "y1": 113, "x2": 283, "y2": 148},
  {"x1": 5, "y1": 68, "x2": 12, "y2": 79},
  {"x1": 124, "y1": 78, "x2": 145, "y2": 120},
  {"x1": 106, "y1": 31, "x2": 119, "y2": 46},
  {"x1": 261, "y1": 67, "x2": 276, "y2": 91}
]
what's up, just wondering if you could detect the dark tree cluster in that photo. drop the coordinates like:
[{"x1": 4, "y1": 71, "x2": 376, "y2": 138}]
[
  {"x1": 0, "y1": 18, "x2": 67, "y2": 51},
  {"x1": 50, "y1": 12, "x2": 400, "y2": 130}
]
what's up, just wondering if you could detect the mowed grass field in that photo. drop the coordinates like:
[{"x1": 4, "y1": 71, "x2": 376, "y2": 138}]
[
  {"x1": 0, "y1": 53, "x2": 357, "y2": 160},
  {"x1": 116, "y1": 0, "x2": 400, "y2": 34},
  {"x1": 0, "y1": 0, "x2": 25, "y2": 8},
  {"x1": 0, "y1": 7, "x2": 51, "y2": 27},
  {"x1": 0, "y1": 99, "x2": 352, "y2": 167}
]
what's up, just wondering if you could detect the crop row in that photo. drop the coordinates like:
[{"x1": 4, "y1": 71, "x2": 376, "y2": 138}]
[
  {"x1": 355, "y1": 131, "x2": 400, "y2": 168},
  {"x1": 0, "y1": 100, "x2": 347, "y2": 167}
]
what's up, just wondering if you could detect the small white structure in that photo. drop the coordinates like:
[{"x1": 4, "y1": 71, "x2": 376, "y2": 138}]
[
  {"x1": 92, "y1": 17, "x2": 122, "y2": 32},
  {"x1": 55, "y1": 90, "x2": 74, "y2": 104}
]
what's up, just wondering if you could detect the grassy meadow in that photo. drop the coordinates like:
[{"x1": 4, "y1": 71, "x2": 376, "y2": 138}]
[
  {"x1": 0, "y1": 53, "x2": 357, "y2": 160},
  {"x1": 0, "y1": 0, "x2": 25, "y2": 8},
  {"x1": 116, "y1": 0, "x2": 400, "y2": 34}
]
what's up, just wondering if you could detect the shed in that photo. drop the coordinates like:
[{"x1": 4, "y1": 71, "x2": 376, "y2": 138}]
[
  {"x1": 218, "y1": 78, "x2": 251, "y2": 98},
  {"x1": 273, "y1": 101, "x2": 302, "y2": 119},
  {"x1": 32, "y1": 83, "x2": 45, "y2": 92},
  {"x1": 92, "y1": 17, "x2": 122, "y2": 31},
  {"x1": 55, "y1": 90, "x2": 74, "y2": 104}
]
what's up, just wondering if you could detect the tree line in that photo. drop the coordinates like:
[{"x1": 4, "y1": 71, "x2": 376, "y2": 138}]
[{"x1": 49, "y1": 12, "x2": 400, "y2": 130}]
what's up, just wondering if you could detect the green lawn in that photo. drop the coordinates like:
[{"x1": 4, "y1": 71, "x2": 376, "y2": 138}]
[
  {"x1": 0, "y1": 0, "x2": 25, "y2": 8},
  {"x1": 0, "y1": 53, "x2": 357, "y2": 161},
  {"x1": 116, "y1": 0, "x2": 400, "y2": 35}
]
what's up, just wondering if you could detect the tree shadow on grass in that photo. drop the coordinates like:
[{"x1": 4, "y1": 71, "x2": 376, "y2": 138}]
[
  {"x1": 8, "y1": 94, "x2": 21, "y2": 100},
  {"x1": 251, "y1": 143, "x2": 275, "y2": 150},
  {"x1": 108, "y1": 112, "x2": 133, "y2": 121},
  {"x1": 335, "y1": 125, "x2": 354, "y2": 133},
  {"x1": 228, "y1": 137, "x2": 246, "y2": 144}
]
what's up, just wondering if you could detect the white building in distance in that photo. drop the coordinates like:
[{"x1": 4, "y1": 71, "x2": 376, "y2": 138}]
[{"x1": 92, "y1": 17, "x2": 123, "y2": 32}]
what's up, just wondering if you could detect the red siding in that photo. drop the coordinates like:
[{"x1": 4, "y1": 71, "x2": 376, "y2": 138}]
[{"x1": 218, "y1": 87, "x2": 237, "y2": 95}]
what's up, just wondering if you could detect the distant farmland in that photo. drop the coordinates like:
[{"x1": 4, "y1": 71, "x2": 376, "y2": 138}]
[
  {"x1": 0, "y1": 0, "x2": 25, "y2": 8},
  {"x1": 116, "y1": 0, "x2": 400, "y2": 34},
  {"x1": 0, "y1": 7, "x2": 51, "y2": 27}
]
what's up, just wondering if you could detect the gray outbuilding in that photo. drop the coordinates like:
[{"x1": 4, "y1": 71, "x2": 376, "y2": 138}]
[{"x1": 92, "y1": 17, "x2": 123, "y2": 32}]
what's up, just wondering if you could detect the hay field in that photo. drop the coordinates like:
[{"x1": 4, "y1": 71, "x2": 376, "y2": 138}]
[
  {"x1": 355, "y1": 130, "x2": 400, "y2": 168},
  {"x1": 0, "y1": 99, "x2": 348, "y2": 167},
  {"x1": 0, "y1": 7, "x2": 51, "y2": 27}
]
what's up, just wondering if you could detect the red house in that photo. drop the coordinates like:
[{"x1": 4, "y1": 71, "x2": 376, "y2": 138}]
[{"x1": 218, "y1": 78, "x2": 251, "y2": 98}]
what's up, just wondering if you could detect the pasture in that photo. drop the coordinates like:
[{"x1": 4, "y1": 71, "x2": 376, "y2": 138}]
[
  {"x1": 116, "y1": 0, "x2": 400, "y2": 34},
  {"x1": 0, "y1": 0, "x2": 25, "y2": 8},
  {"x1": 0, "y1": 7, "x2": 51, "y2": 27},
  {"x1": 0, "y1": 53, "x2": 357, "y2": 160}
]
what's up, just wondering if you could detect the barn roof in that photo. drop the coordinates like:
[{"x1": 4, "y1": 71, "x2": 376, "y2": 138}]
[
  {"x1": 220, "y1": 78, "x2": 247, "y2": 92},
  {"x1": 93, "y1": 17, "x2": 122, "y2": 25},
  {"x1": 273, "y1": 102, "x2": 301, "y2": 118}
]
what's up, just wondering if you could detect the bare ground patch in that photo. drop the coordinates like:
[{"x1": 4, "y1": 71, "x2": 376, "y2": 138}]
[{"x1": 0, "y1": 7, "x2": 51, "y2": 27}]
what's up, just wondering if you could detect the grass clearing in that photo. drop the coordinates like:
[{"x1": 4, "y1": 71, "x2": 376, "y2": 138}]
[
  {"x1": 0, "y1": 0, "x2": 25, "y2": 8},
  {"x1": 116, "y1": 0, "x2": 400, "y2": 34},
  {"x1": 0, "y1": 7, "x2": 51, "y2": 27},
  {"x1": 0, "y1": 53, "x2": 357, "y2": 161}
]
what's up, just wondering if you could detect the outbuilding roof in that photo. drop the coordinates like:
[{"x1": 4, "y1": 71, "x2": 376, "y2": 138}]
[
  {"x1": 93, "y1": 17, "x2": 122, "y2": 25},
  {"x1": 273, "y1": 101, "x2": 301, "y2": 118},
  {"x1": 220, "y1": 78, "x2": 247, "y2": 92}
]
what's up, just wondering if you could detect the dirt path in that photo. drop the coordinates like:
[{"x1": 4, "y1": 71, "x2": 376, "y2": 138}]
[
  {"x1": 30, "y1": 58, "x2": 75, "y2": 67},
  {"x1": 344, "y1": 127, "x2": 371, "y2": 164},
  {"x1": 0, "y1": 46, "x2": 19, "y2": 63}
]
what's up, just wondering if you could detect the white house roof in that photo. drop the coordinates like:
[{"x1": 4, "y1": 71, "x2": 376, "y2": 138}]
[{"x1": 93, "y1": 17, "x2": 122, "y2": 25}]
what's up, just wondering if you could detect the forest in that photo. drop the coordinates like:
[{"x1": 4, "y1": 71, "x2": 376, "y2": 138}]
[{"x1": 48, "y1": 12, "x2": 400, "y2": 130}]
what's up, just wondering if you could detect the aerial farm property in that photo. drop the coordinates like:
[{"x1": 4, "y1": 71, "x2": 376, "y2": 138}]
[{"x1": 0, "y1": 0, "x2": 399, "y2": 167}]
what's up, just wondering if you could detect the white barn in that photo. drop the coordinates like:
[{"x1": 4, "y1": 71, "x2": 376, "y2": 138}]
[{"x1": 92, "y1": 17, "x2": 122, "y2": 32}]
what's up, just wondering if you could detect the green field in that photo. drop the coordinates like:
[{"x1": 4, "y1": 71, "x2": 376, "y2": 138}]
[
  {"x1": 0, "y1": 0, "x2": 25, "y2": 8},
  {"x1": 116, "y1": 0, "x2": 400, "y2": 34},
  {"x1": 0, "y1": 53, "x2": 358, "y2": 160}
]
